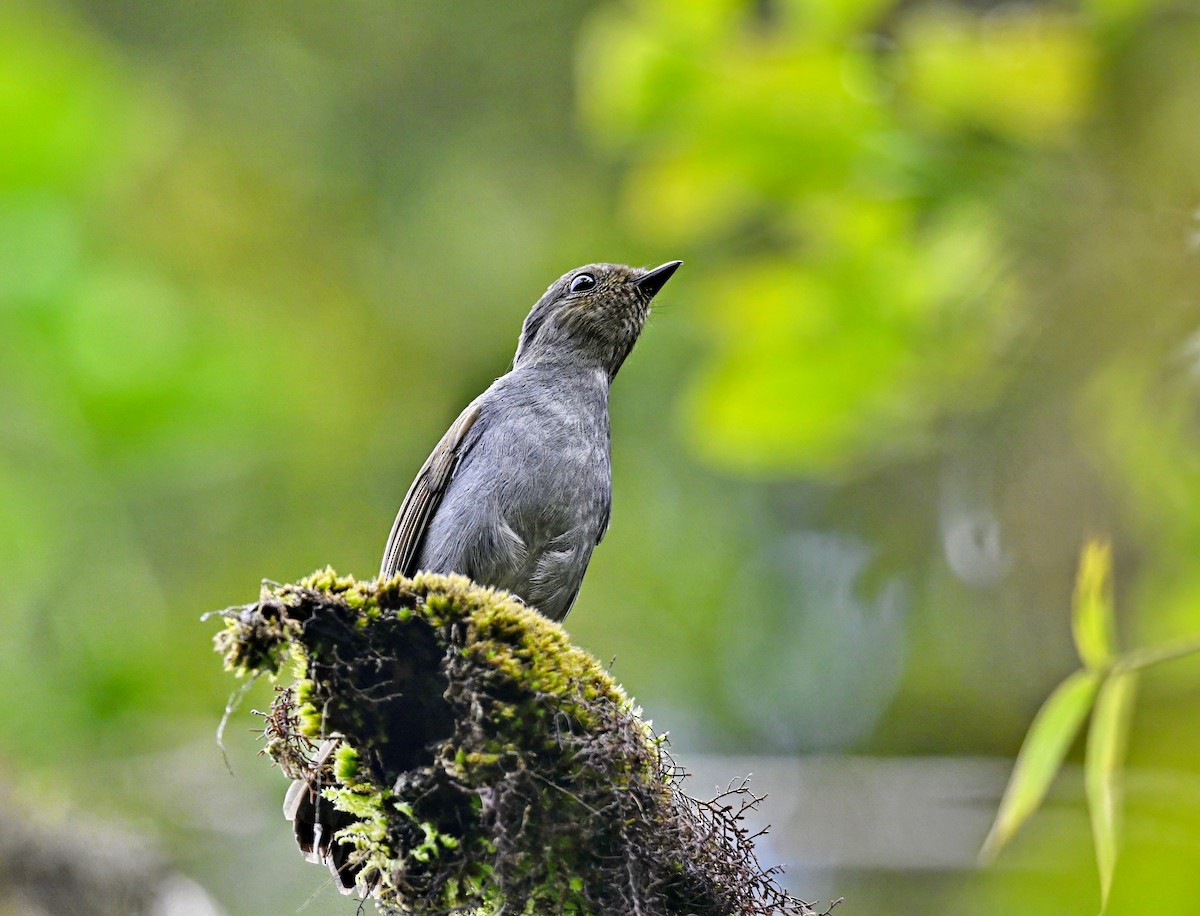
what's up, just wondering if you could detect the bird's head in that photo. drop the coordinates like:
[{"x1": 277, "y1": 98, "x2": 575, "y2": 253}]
[{"x1": 514, "y1": 261, "x2": 682, "y2": 379}]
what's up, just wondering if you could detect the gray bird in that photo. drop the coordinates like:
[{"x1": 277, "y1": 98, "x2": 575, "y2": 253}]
[
  {"x1": 286, "y1": 262, "x2": 680, "y2": 894},
  {"x1": 378, "y1": 260, "x2": 681, "y2": 622}
]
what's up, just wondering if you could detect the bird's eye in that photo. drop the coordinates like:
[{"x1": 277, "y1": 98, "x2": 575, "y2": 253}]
[{"x1": 569, "y1": 273, "x2": 596, "y2": 293}]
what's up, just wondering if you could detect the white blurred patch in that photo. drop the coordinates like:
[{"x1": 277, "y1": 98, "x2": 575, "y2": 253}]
[
  {"x1": 151, "y1": 876, "x2": 226, "y2": 916},
  {"x1": 940, "y1": 507, "x2": 1013, "y2": 587},
  {"x1": 939, "y1": 459, "x2": 1013, "y2": 587}
]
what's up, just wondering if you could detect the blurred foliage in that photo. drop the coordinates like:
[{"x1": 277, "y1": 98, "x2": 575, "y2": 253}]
[
  {"x1": 579, "y1": 0, "x2": 1200, "y2": 912},
  {"x1": 2, "y1": 0, "x2": 1200, "y2": 913},
  {"x1": 581, "y1": 0, "x2": 1197, "y2": 480}
]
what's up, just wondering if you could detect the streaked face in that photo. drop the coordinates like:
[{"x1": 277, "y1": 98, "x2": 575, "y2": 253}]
[{"x1": 515, "y1": 261, "x2": 681, "y2": 377}]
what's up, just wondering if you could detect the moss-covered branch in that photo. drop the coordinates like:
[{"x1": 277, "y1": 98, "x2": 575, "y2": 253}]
[{"x1": 212, "y1": 569, "x2": 817, "y2": 916}]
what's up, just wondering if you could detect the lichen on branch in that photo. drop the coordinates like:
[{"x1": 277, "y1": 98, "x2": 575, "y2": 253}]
[{"x1": 212, "y1": 569, "x2": 816, "y2": 916}]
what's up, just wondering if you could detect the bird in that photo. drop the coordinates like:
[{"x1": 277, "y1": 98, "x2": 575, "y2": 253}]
[
  {"x1": 286, "y1": 260, "x2": 681, "y2": 894},
  {"x1": 378, "y1": 259, "x2": 682, "y2": 621}
]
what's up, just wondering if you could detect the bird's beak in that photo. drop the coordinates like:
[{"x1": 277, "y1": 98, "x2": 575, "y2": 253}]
[{"x1": 634, "y1": 260, "x2": 683, "y2": 298}]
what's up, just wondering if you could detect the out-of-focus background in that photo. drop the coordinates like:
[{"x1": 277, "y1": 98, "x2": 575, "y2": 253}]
[{"x1": 2, "y1": 0, "x2": 1199, "y2": 913}]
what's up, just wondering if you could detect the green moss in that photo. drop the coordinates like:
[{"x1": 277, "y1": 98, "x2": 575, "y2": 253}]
[
  {"x1": 212, "y1": 570, "x2": 812, "y2": 916},
  {"x1": 334, "y1": 743, "x2": 361, "y2": 784}
]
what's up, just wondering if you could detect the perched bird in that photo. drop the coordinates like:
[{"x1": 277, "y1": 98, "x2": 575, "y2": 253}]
[
  {"x1": 379, "y1": 259, "x2": 682, "y2": 621},
  {"x1": 287, "y1": 260, "x2": 681, "y2": 893}
]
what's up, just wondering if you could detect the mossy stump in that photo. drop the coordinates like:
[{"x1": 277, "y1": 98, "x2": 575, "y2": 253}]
[{"x1": 212, "y1": 569, "x2": 815, "y2": 916}]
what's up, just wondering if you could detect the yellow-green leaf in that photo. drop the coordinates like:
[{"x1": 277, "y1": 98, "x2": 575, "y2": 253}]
[
  {"x1": 899, "y1": 6, "x2": 1096, "y2": 144},
  {"x1": 1073, "y1": 539, "x2": 1117, "y2": 670},
  {"x1": 980, "y1": 669, "x2": 1101, "y2": 862},
  {"x1": 1086, "y1": 670, "x2": 1138, "y2": 911}
]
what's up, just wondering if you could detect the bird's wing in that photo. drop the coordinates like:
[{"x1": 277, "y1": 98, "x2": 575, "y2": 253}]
[
  {"x1": 379, "y1": 398, "x2": 483, "y2": 580},
  {"x1": 595, "y1": 424, "x2": 612, "y2": 545},
  {"x1": 595, "y1": 497, "x2": 611, "y2": 545}
]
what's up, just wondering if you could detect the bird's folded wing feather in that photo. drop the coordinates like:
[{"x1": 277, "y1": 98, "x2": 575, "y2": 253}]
[{"x1": 379, "y1": 398, "x2": 482, "y2": 580}]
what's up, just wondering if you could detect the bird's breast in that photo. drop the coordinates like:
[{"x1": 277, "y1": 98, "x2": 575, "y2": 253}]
[
  {"x1": 501, "y1": 403, "x2": 609, "y2": 530},
  {"x1": 419, "y1": 371, "x2": 613, "y2": 618}
]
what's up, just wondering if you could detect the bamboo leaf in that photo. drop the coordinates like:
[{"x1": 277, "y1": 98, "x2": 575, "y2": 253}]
[
  {"x1": 1086, "y1": 670, "x2": 1138, "y2": 911},
  {"x1": 980, "y1": 669, "x2": 1101, "y2": 862},
  {"x1": 1073, "y1": 539, "x2": 1116, "y2": 670},
  {"x1": 1115, "y1": 634, "x2": 1200, "y2": 673}
]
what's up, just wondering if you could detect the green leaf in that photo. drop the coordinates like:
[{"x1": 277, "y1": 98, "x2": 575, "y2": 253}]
[
  {"x1": 1073, "y1": 539, "x2": 1117, "y2": 670},
  {"x1": 980, "y1": 669, "x2": 1101, "y2": 862},
  {"x1": 899, "y1": 5, "x2": 1096, "y2": 143},
  {"x1": 1086, "y1": 670, "x2": 1138, "y2": 911}
]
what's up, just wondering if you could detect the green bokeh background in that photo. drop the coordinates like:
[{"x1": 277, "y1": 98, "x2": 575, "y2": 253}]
[{"x1": 2, "y1": 0, "x2": 1199, "y2": 913}]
